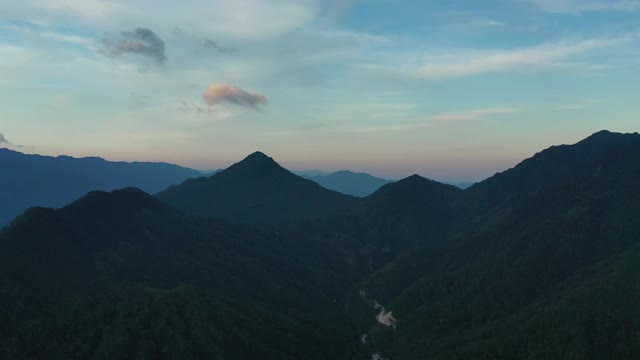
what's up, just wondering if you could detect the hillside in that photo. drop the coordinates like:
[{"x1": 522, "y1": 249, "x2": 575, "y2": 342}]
[
  {"x1": 358, "y1": 131, "x2": 640, "y2": 359},
  {"x1": 0, "y1": 188, "x2": 357, "y2": 359},
  {"x1": 0, "y1": 149, "x2": 202, "y2": 227}
]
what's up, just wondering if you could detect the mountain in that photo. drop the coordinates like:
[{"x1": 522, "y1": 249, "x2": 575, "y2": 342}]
[
  {"x1": 358, "y1": 130, "x2": 640, "y2": 359},
  {"x1": 298, "y1": 169, "x2": 475, "y2": 196},
  {"x1": 294, "y1": 169, "x2": 330, "y2": 177},
  {"x1": 157, "y1": 151, "x2": 358, "y2": 224},
  {"x1": 462, "y1": 130, "x2": 640, "y2": 223},
  {"x1": 362, "y1": 175, "x2": 463, "y2": 245},
  {"x1": 300, "y1": 170, "x2": 392, "y2": 197},
  {"x1": 202, "y1": 169, "x2": 223, "y2": 176},
  {"x1": 2, "y1": 131, "x2": 640, "y2": 359},
  {"x1": 0, "y1": 188, "x2": 357, "y2": 359},
  {"x1": 0, "y1": 149, "x2": 203, "y2": 227},
  {"x1": 448, "y1": 181, "x2": 475, "y2": 189}
]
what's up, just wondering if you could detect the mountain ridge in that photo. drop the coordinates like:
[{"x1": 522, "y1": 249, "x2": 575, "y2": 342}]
[
  {"x1": 300, "y1": 170, "x2": 392, "y2": 197},
  {"x1": 157, "y1": 151, "x2": 359, "y2": 224},
  {"x1": 0, "y1": 148, "x2": 204, "y2": 227}
]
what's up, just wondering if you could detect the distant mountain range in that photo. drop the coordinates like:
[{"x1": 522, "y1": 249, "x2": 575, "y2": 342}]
[
  {"x1": 0, "y1": 148, "x2": 469, "y2": 227},
  {"x1": 0, "y1": 149, "x2": 203, "y2": 227},
  {"x1": 295, "y1": 170, "x2": 473, "y2": 197},
  {"x1": 296, "y1": 170, "x2": 392, "y2": 197},
  {"x1": 0, "y1": 148, "x2": 475, "y2": 228},
  {"x1": 2, "y1": 130, "x2": 640, "y2": 359}
]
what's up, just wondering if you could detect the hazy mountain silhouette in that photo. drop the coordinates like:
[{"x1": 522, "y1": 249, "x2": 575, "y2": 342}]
[
  {"x1": 300, "y1": 170, "x2": 392, "y2": 197},
  {"x1": 0, "y1": 149, "x2": 203, "y2": 227},
  {"x1": 298, "y1": 169, "x2": 474, "y2": 195},
  {"x1": 157, "y1": 151, "x2": 358, "y2": 224},
  {"x1": 294, "y1": 169, "x2": 330, "y2": 177},
  {"x1": 448, "y1": 181, "x2": 475, "y2": 189}
]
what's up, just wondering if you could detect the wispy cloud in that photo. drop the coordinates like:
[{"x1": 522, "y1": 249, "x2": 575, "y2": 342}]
[
  {"x1": 203, "y1": 39, "x2": 235, "y2": 53},
  {"x1": 0, "y1": 132, "x2": 8, "y2": 145},
  {"x1": 33, "y1": 0, "x2": 127, "y2": 24},
  {"x1": 1, "y1": 23, "x2": 94, "y2": 46},
  {"x1": 470, "y1": 19, "x2": 507, "y2": 28},
  {"x1": 5, "y1": 0, "x2": 319, "y2": 40},
  {"x1": 202, "y1": 83, "x2": 267, "y2": 110},
  {"x1": 361, "y1": 35, "x2": 638, "y2": 80},
  {"x1": 101, "y1": 28, "x2": 167, "y2": 64},
  {"x1": 557, "y1": 103, "x2": 587, "y2": 110},
  {"x1": 353, "y1": 108, "x2": 520, "y2": 133},
  {"x1": 523, "y1": 0, "x2": 640, "y2": 14},
  {"x1": 430, "y1": 108, "x2": 519, "y2": 121},
  {"x1": 417, "y1": 38, "x2": 632, "y2": 79}
]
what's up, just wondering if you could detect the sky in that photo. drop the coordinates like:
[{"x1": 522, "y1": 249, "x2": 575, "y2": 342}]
[{"x1": 1, "y1": 0, "x2": 639, "y2": 181}]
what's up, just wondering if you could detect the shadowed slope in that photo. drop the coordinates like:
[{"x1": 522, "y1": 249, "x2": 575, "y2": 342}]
[
  {"x1": 0, "y1": 187, "x2": 356, "y2": 359},
  {"x1": 157, "y1": 151, "x2": 358, "y2": 224}
]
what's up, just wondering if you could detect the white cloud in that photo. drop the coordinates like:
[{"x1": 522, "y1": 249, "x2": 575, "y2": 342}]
[{"x1": 523, "y1": 0, "x2": 640, "y2": 14}]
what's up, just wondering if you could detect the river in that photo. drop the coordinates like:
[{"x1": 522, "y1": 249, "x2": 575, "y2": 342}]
[{"x1": 359, "y1": 289, "x2": 396, "y2": 359}]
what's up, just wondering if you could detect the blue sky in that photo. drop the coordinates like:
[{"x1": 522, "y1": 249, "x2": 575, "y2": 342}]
[{"x1": 1, "y1": 0, "x2": 639, "y2": 181}]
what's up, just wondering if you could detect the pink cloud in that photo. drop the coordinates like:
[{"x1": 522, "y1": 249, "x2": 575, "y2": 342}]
[{"x1": 202, "y1": 83, "x2": 267, "y2": 110}]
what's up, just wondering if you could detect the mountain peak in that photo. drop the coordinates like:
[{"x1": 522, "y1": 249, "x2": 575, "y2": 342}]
[
  {"x1": 393, "y1": 174, "x2": 438, "y2": 186},
  {"x1": 244, "y1": 151, "x2": 272, "y2": 161},
  {"x1": 370, "y1": 174, "x2": 460, "y2": 200},
  {"x1": 66, "y1": 187, "x2": 163, "y2": 214},
  {"x1": 405, "y1": 174, "x2": 425, "y2": 181},
  {"x1": 578, "y1": 130, "x2": 640, "y2": 148},
  {"x1": 233, "y1": 151, "x2": 280, "y2": 168},
  {"x1": 157, "y1": 152, "x2": 356, "y2": 223}
]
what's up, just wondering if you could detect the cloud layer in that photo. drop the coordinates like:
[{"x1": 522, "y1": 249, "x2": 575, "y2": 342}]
[
  {"x1": 101, "y1": 27, "x2": 167, "y2": 64},
  {"x1": 202, "y1": 83, "x2": 267, "y2": 110}
]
